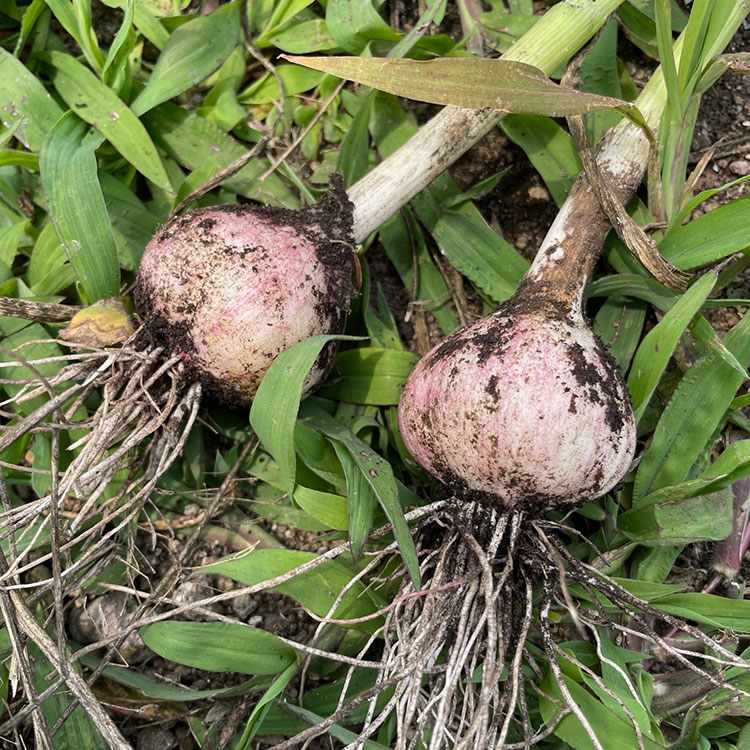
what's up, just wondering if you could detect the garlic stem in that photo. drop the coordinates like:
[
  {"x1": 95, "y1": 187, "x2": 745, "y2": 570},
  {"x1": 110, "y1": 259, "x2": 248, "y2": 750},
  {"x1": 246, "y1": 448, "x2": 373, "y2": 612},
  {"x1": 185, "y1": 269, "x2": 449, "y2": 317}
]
[
  {"x1": 525, "y1": 0, "x2": 750, "y2": 311},
  {"x1": 348, "y1": 0, "x2": 626, "y2": 243}
]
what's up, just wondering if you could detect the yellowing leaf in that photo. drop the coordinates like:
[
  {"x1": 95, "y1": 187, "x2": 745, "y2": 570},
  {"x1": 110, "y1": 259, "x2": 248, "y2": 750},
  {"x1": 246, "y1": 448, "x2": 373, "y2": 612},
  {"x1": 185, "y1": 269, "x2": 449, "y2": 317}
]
[{"x1": 283, "y1": 56, "x2": 644, "y2": 121}]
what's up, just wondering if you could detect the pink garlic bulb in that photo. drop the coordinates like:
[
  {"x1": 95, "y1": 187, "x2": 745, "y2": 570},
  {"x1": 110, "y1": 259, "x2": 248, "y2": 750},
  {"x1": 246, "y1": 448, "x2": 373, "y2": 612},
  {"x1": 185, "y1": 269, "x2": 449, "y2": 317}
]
[
  {"x1": 134, "y1": 180, "x2": 356, "y2": 407},
  {"x1": 398, "y1": 183, "x2": 637, "y2": 512}
]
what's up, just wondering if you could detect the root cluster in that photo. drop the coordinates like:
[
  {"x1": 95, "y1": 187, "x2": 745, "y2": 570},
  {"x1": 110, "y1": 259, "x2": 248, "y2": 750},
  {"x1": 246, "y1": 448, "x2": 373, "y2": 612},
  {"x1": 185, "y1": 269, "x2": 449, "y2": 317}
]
[
  {"x1": 274, "y1": 502, "x2": 750, "y2": 750},
  {"x1": 1, "y1": 341, "x2": 201, "y2": 594},
  {"x1": 0, "y1": 338, "x2": 201, "y2": 747}
]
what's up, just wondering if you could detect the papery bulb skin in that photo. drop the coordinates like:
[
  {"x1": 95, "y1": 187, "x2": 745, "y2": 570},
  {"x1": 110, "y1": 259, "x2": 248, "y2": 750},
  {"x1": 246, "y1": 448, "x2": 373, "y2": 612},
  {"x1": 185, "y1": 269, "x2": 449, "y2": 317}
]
[
  {"x1": 397, "y1": 293, "x2": 636, "y2": 513},
  {"x1": 134, "y1": 177, "x2": 356, "y2": 407}
]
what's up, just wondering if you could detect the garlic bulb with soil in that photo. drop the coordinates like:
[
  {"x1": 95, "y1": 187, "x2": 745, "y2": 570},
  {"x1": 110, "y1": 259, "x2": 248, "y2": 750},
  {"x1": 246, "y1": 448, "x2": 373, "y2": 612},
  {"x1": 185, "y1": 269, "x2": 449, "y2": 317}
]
[
  {"x1": 134, "y1": 178, "x2": 356, "y2": 407},
  {"x1": 398, "y1": 159, "x2": 639, "y2": 511}
]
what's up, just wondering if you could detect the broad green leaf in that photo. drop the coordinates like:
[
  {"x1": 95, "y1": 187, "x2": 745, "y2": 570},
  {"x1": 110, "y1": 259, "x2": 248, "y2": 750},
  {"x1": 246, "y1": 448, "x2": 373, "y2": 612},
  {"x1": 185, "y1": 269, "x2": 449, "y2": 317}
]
[
  {"x1": 98, "y1": 0, "x2": 170, "y2": 49},
  {"x1": 30, "y1": 642, "x2": 109, "y2": 750},
  {"x1": 131, "y1": 0, "x2": 241, "y2": 115},
  {"x1": 617, "y1": 487, "x2": 732, "y2": 545},
  {"x1": 501, "y1": 114, "x2": 581, "y2": 206},
  {"x1": 318, "y1": 348, "x2": 418, "y2": 405},
  {"x1": 238, "y1": 65, "x2": 325, "y2": 105},
  {"x1": 294, "y1": 421, "x2": 346, "y2": 491},
  {"x1": 338, "y1": 92, "x2": 374, "y2": 188},
  {"x1": 140, "y1": 622, "x2": 296, "y2": 675},
  {"x1": 142, "y1": 102, "x2": 298, "y2": 206},
  {"x1": 250, "y1": 335, "x2": 361, "y2": 498},
  {"x1": 256, "y1": 0, "x2": 317, "y2": 40},
  {"x1": 628, "y1": 271, "x2": 715, "y2": 420},
  {"x1": 102, "y1": 0, "x2": 134, "y2": 80},
  {"x1": 0, "y1": 515, "x2": 51, "y2": 559},
  {"x1": 540, "y1": 669, "x2": 665, "y2": 750},
  {"x1": 579, "y1": 19, "x2": 623, "y2": 143},
  {"x1": 0, "y1": 150, "x2": 39, "y2": 171},
  {"x1": 293, "y1": 486, "x2": 348, "y2": 530},
  {"x1": 202, "y1": 548, "x2": 381, "y2": 631},
  {"x1": 44, "y1": 0, "x2": 105, "y2": 73},
  {"x1": 77, "y1": 651, "x2": 267, "y2": 700},
  {"x1": 589, "y1": 274, "x2": 748, "y2": 378},
  {"x1": 0, "y1": 48, "x2": 64, "y2": 151},
  {"x1": 42, "y1": 51, "x2": 172, "y2": 191},
  {"x1": 325, "y1": 0, "x2": 400, "y2": 54},
  {"x1": 28, "y1": 222, "x2": 77, "y2": 295},
  {"x1": 13, "y1": 0, "x2": 49, "y2": 57},
  {"x1": 634, "y1": 546, "x2": 682, "y2": 584},
  {"x1": 652, "y1": 592, "x2": 750, "y2": 631},
  {"x1": 250, "y1": 499, "x2": 330, "y2": 531},
  {"x1": 634, "y1": 313, "x2": 750, "y2": 500},
  {"x1": 283, "y1": 56, "x2": 645, "y2": 122},
  {"x1": 0, "y1": 219, "x2": 30, "y2": 267},
  {"x1": 659, "y1": 195, "x2": 750, "y2": 269},
  {"x1": 40, "y1": 113, "x2": 120, "y2": 301},
  {"x1": 235, "y1": 661, "x2": 298, "y2": 750},
  {"x1": 101, "y1": 174, "x2": 161, "y2": 271},
  {"x1": 197, "y1": 74, "x2": 246, "y2": 132},
  {"x1": 367, "y1": 283, "x2": 404, "y2": 351},
  {"x1": 581, "y1": 577, "x2": 685, "y2": 604},
  {"x1": 30, "y1": 434, "x2": 51, "y2": 498},
  {"x1": 626, "y1": 0, "x2": 688, "y2": 31},
  {"x1": 332, "y1": 441, "x2": 376, "y2": 560},
  {"x1": 629, "y1": 441, "x2": 750, "y2": 507},
  {"x1": 670, "y1": 173, "x2": 750, "y2": 229},
  {"x1": 302, "y1": 405, "x2": 420, "y2": 588},
  {"x1": 369, "y1": 90, "x2": 418, "y2": 159},
  {"x1": 265, "y1": 18, "x2": 338, "y2": 54},
  {"x1": 593, "y1": 297, "x2": 646, "y2": 374},
  {"x1": 431, "y1": 209, "x2": 528, "y2": 303},
  {"x1": 618, "y1": 2, "x2": 660, "y2": 58}
]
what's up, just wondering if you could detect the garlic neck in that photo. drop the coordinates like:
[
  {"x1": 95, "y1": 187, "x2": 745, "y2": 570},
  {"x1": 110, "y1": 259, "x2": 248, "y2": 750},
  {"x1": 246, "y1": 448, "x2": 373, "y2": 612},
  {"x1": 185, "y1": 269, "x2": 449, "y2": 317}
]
[{"x1": 519, "y1": 122, "x2": 651, "y2": 322}]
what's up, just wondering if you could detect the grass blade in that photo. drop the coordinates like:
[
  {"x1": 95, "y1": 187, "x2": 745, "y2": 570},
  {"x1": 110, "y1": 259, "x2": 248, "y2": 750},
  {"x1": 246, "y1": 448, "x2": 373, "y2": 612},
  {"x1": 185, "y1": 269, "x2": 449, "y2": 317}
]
[
  {"x1": 140, "y1": 622, "x2": 296, "y2": 675},
  {"x1": 203, "y1": 548, "x2": 381, "y2": 630},
  {"x1": 250, "y1": 335, "x2": 362, "y2": 498},
  {"x1": 303, "y1": 404, "x2": 421, "y2": 588},
  {"x1": 0, "y1": 48, "x2": 63, "y2": 151},
  {"x1": 284, "y1": 56, "x2": 643, "y2": 120},
  {"x1": 634, "y1": 313, "x2": 750, "y2": 501},
  {"x1": 40, "y1": 113, "x2": 120, "y2": 301},
  {"x1": 42, "y1": 51, "x2": 172, "y2": 192},
  {"x1": 131, "y1": 0, "x2": 241, "y2": 115},
  {"x1": 628, "y1": 271, "x2": 715, "y2": 421}
]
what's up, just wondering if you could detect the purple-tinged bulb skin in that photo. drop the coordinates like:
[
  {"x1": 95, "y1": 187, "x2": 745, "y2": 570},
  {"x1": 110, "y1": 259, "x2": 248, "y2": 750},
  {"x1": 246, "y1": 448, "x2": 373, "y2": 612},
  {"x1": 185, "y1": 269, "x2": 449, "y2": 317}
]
[
  {"x1": 134, "y1": 179, "x2": 355, "y2": 407},
  {"x1": 398, "y1": 297, "x2": 636, "y2": 513}
]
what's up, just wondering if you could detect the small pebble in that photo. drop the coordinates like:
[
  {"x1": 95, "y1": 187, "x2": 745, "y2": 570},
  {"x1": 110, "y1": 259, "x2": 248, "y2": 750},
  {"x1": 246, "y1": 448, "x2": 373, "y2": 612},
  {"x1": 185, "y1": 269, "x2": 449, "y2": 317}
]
[
  {"x1": 137, "y1": 727, "x2": 176, "y2": 750},
  {"x1": 68, "y1": 593, "x2": 149, "y2": 663},
  {"x1": 183, "y1": 503, "x2": 201, "y2": 517},
  {"x1": 527, "y1": 184, "x2": 550, "y2": 201},
  {"x1": 729, "y1": 160, "x2": 750, "y2": 176}
]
